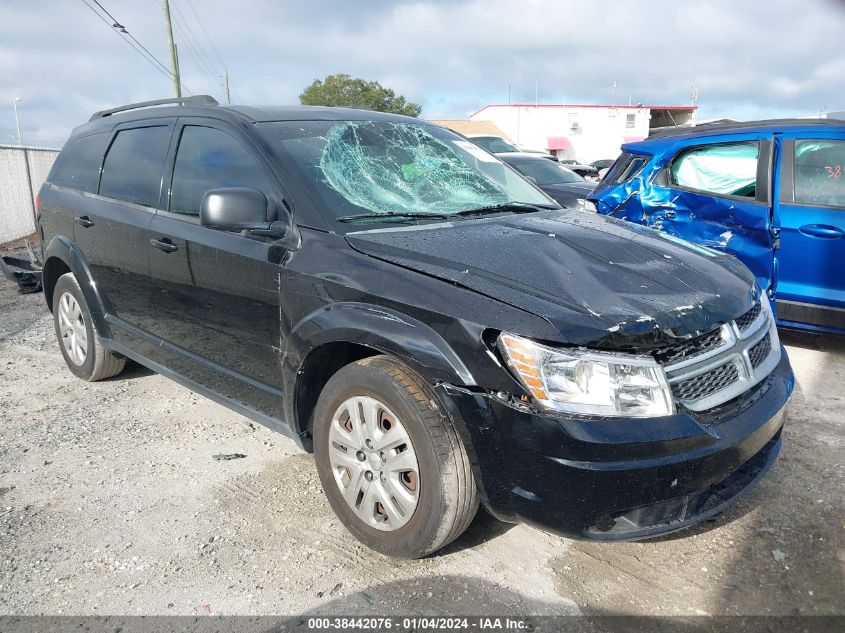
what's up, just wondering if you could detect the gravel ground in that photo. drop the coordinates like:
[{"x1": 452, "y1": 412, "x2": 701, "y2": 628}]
[{"x1": 0, "y1": 274, "x2": 842, "y2": 616}]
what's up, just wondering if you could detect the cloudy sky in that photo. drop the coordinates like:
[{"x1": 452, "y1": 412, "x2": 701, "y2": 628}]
[{"x1": 1, "y1": 0, "x2": 844, "y2": 148}]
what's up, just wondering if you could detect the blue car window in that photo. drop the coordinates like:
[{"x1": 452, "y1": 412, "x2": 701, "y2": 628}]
[
  {"x1": 794, "y1": 140, "x2": 845, "y2": 208},
  {"x1": 671, "y1": 142, "x2": 759, "y2": 198}
]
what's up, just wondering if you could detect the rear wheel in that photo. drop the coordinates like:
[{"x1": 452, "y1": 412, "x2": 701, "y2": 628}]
[
  {"x1": 52, "y1": 273, "x2": 125, "y2": 381},
  {"x1": 313, "y1": 356, "x2": 478, "y2": 558}
]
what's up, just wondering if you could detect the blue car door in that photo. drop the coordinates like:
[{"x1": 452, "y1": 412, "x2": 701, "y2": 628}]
[
  {"x1": 775, "y1": 132, "x2": 845, "y2": 331},
  {"x1": 634, "y1": 136, "x2": 776, "y2": 296}
]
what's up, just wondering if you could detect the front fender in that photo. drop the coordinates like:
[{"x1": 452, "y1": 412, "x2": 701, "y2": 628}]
[
  {"x1": 282, "y1": 302, "x2": 477, "y2": 428},
  {"x1": 289, "y1": 302, "x2": 475, "y2": 383},
  {"x1": 43, "y1": 235, "x2": 112, "y2": 338}
]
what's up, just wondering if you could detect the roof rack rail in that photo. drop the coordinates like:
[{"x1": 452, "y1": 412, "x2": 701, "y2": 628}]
[{"x1": 89, "y1": 95, "x2": 219, "y2": 121}]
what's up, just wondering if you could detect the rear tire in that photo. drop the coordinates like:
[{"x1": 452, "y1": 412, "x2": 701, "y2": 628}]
[
  {"x1": 52, "y1": 273, "x2": 125, "y2": 381},
  {"x1": 313, "y1": 355, "x2": 478, "y2": 558}
]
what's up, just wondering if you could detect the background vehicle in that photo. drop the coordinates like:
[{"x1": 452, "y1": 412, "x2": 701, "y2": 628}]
[
  {"x1": 559, "y1": 159, "x2": 600, "y2": 179},
  {"x1": 589, "y1": 119, "x2": 845, "y2": 334},
  {"x1": 591, "y1": 158, "x2": 616, "y2": 171},
  {"x1": 500, "y1": 153, "x2": 594, "y2": 208},
  {"x1": 466, "y1": 135, "x2": 557, "y2": 162},
  {"x1": 465, "y1": 134, "x2": 519, "y2": 154},
  {"x1": 37, "y1": 97, "x2": 792, "y2": 558},
  {"x1": 518, "y1": 148, "x2": 558, "y2": 161}
]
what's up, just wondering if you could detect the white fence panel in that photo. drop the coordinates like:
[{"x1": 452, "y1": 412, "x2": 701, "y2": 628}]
[{"x1": 0, "y1": 145, "x2": 59, "y2": 245}]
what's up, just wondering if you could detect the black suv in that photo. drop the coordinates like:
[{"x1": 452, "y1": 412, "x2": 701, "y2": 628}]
[{"x1": 37, "y1": 96, "x2": 794, "y2": 558}]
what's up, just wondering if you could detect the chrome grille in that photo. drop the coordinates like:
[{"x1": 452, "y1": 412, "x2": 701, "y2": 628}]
[
  {"x1": 672, "y1": 362, "x2": 739, "y2": 401},
  {"x1": 652, "y1": 328, "x2": 726, "y2": 366},
  {"x1": 748, "y1": 333, "x2": 771, "y2": 369},
  {"x1": 735, "y1": 302, "x2": 762, "y2": 333},
  {"x1": 656, "y1": 298, "x2": 781, "y2": 412}
]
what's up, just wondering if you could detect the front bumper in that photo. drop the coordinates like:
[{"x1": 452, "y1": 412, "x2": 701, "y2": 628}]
[{"x1": 438, "y1": 349, "x2": 793, "y2": 540}]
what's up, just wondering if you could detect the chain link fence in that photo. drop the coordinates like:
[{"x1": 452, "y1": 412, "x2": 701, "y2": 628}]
[{"x1": 0, "y1": 144, "x2": 59, "y2": 245}]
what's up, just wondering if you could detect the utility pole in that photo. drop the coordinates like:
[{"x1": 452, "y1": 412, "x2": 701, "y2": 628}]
[
  {"x1": 223, "y1": 69, "x2": 231, "y2": 104},
  {"x1": 162, "y1": 0, "x2": 181, "y2": 98},
  {"x1": 12, "y1": 97, "x2": 22, "y2": 145}
]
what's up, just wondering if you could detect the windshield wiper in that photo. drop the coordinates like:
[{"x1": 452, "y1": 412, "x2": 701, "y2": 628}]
[
  {"x1": 454, "y1": 202, "x2": 558, "y2": 217},
  {"x1": 337, "y1": 202, "x2": 558, "y2": 224},
  {"x1": 337, "y1": 211, "x2": 450, "y2": 223}
]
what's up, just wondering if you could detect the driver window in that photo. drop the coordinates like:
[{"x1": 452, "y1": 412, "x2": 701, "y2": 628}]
[{"x1": 170, "y1": 126, "x2": 272, "y2": 215}]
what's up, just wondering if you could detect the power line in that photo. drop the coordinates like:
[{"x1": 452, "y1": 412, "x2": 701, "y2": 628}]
[
  {"x1": 184, "y1": 0, "x2": 227, "y2": 71},
  {"x1": 171, "y1": 0, "x2": 219, "y2": 78},
  {"x1": 168, "y1": 1, "x2": 222, "y2": 95},
  {"x1": 93, "y1": 0, "x2": 176, "y2": 83},
  {"x1": 174, "y1": 0, "x2": 232, "y2": 101},
  {"x1": 80, "y1": 0, "x2": 193, "y2": 95}
]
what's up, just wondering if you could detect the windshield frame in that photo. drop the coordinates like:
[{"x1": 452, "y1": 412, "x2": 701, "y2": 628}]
[{"x1": 256, "y1": 119, "x2": 558, "y2": 230}]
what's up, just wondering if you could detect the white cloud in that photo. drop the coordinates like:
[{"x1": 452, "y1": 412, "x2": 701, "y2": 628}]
[{"x1": 1, "y1": 0, "x2": 844, "y2": 146}]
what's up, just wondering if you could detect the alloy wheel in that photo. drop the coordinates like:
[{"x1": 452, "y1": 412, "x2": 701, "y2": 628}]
[{"x1": 58, "y1": 291, "x2": 87, "y2": 366}]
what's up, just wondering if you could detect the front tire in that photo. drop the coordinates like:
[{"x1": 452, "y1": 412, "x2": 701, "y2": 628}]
[
  {"x1": 313, "y1": 356, "x2": 478, "y2": 558},
  {"x1": 52, "y1": 273, "x2": 125, "y2": 381}
]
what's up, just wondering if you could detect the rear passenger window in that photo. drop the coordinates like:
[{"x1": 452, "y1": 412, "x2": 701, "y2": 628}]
[
  {"x1": 794, "y1": 140, "x2": 845, "y2": 208},
  {"x1": 99, "y1": 126, "x2": 172, "y2": 207},
  {"x1": 169, "y1": 126, "x2": 271, "y2": 215},
  {"x1": 51, "y1": 133, "x2": 109, "y2": 193},
  {"x1": 671, "y1": 141, "x2": 759, "y2": 198}
]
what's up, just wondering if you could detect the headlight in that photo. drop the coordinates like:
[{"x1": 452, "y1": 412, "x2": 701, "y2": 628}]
[
  {"x1": 498, "y1": 333, "x2": 674, "y2": 417},
  {"x1": 576, "y1": 198, "x2": 597, "y2": 212}
]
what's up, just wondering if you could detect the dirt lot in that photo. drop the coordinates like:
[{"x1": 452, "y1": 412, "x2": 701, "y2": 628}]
[{"x1": 0, "y1": 274, "x2": 843, "y2": 617}]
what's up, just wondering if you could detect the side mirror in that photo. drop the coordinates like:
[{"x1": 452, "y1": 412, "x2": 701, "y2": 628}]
[
  {"x1": 201, "y1": 188, "x2": 269, "y2": 230},
  {"x1": 200, "y1": 187, "x2": 288, "y2": 238}
]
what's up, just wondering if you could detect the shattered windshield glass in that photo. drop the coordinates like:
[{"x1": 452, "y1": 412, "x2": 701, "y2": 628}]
[{"x1": 257, "y1": 120, "x2": 553, "y2": 222}]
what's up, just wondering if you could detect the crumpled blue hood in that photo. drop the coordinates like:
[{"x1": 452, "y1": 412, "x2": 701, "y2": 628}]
[{"x1": 346, "y1": 210, "x2": 758, "y2": 349}]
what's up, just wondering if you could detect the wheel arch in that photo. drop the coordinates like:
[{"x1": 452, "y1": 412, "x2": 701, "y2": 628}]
[
  {"x1": 285, "y1": 303, "x2": 476, "y2": 445},
  {"x1": 42, "y1": 235, "x2": 111, "y2": 338}
]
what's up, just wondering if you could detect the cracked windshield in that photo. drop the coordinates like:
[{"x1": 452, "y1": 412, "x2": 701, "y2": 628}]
[{"x1": 259, "y1": 120, "x2": 553, "y2": 222}]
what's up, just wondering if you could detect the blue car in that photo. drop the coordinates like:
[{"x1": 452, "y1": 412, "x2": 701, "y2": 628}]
[{"x1": 589, "y1": 119, "x2": 845, "y2": 334}]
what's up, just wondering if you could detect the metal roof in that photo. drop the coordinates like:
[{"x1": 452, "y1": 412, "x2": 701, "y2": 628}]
[{"x1": 71, "y1": 100, "x2": 424, "y2": 138}]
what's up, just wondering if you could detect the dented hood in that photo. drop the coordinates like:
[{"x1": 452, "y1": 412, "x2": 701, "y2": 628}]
[{"x1": 346, "y1": 210, "x2": 758, "y2": 349}]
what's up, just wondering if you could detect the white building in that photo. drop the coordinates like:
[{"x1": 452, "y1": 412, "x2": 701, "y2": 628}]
[{"x1": 469, "y1": 103, "x2": 697, "y2": 163}]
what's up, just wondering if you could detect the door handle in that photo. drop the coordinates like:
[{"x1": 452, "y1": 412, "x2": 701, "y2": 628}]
[
  {"x1": 799, "y1": 224, "x2": 844, "y2": 239},
  {"x1": 75, "y1": 216, "x2": 95, "y2": 228},
  {"x1": 150, "y1": 238, "x2": 178, "y2": 253},
  {"x1": 662, "y1": 209, "x2": 677, "y2": 219}
]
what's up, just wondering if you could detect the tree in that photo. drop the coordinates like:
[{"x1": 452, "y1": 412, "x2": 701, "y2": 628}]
[{"x1": 299, "y1": 74, "x2": 422, "y2": 117}]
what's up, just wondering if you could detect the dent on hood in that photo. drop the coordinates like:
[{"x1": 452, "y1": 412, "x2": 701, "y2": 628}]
[{"x1": 348, "y1": 211, "x2": 758, "y2": 351}]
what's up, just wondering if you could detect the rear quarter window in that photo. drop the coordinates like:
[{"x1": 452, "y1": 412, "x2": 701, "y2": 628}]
[
  {"x1": 594, "y1": 152, "x2": 649, "y2": 190},
  {"x1": 99, "y1": 126, "x2": 172, "y2": 207},
  {"x1": 50, "y1": 133, "x2": 110, "y2": 193}
]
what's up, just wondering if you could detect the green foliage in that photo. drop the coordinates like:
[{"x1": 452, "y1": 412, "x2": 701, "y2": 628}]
[{"x1": 299, "y1": 73, "x2": 422, "y2": 117}]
